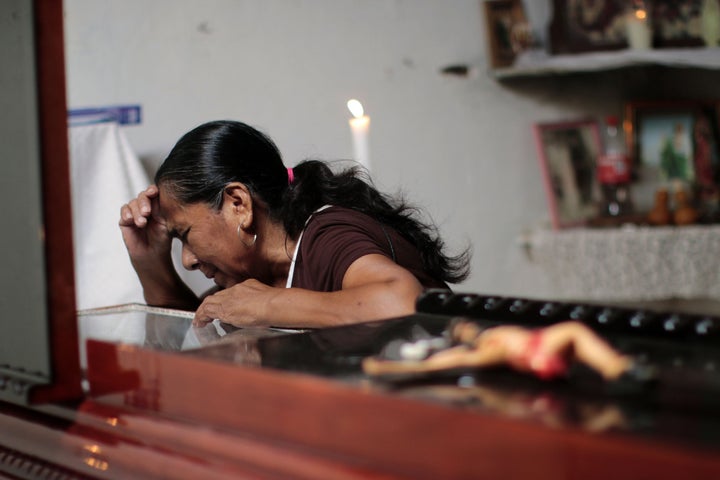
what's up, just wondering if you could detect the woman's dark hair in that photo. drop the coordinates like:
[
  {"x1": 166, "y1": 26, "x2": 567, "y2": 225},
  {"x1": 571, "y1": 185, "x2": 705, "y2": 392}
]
[{"x1": 155, "y1": 120, "x2": 470, "y2": 283}]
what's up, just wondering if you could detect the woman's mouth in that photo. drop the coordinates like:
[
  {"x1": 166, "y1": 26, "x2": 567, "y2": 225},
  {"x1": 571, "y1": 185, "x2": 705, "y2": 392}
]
[{"x1": 200, "y1": 268, "x2": 215, "y2": 280}]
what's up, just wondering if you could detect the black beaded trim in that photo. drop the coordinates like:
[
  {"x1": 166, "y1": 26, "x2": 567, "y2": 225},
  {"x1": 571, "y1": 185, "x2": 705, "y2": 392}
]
[{"x1": 416, "y1": 289, "x2": 720, "y2": 341}]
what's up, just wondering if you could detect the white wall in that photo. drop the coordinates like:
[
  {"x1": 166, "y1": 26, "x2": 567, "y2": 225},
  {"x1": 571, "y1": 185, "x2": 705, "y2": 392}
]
[{"x1": 62, "y1": 0, "x2": 641, "y2": 298}]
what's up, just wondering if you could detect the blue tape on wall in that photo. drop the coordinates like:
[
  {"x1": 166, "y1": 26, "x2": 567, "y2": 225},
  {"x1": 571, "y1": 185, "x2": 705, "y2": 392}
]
[{"x1": 68, "y1": 105, "x2": 142, "y2": 126}]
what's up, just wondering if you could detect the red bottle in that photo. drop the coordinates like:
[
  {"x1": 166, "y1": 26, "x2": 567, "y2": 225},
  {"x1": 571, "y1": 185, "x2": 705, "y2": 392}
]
[{"x1": 597, "y1": 115, "x2": 634, "y2": 217}]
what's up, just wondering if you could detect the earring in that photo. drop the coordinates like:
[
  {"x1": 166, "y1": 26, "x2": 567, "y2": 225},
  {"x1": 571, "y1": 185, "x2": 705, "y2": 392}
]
[{"x1": 237, "y1": 224, "x2": 258, "y2": 248}]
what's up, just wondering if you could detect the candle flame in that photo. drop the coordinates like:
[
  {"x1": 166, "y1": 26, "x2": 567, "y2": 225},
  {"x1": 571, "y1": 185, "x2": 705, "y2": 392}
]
[
  {"x1": 347, "y1": 99, "x2": 364, "y2": 118},
  {"x1": 635, "y1": 9, "x2": 647, "y2": 20}
]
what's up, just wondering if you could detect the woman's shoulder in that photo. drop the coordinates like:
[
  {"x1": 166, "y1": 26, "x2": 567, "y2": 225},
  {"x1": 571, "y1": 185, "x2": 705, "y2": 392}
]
[
  {"x1": 308, "y1": 206, "x2": 376, "y2": 227},
  {"x1": 301, "y1": 206, "x2": 386, "y2": 247},
  {"x1": 294, "y1": 206, "x2": 390, "y2": 292}
]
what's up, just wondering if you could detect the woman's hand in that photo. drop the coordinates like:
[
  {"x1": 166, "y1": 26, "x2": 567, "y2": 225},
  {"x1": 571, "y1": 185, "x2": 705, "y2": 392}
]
[
  {"x1": 119, "y1": 185, "x2": 172, "y2": 266},
  {"x1": 193, "y1": 279, "x2": 276, "y2": 327},
  {"x1": 119, "y1": 185, "x2": 198, "y2": 309}
]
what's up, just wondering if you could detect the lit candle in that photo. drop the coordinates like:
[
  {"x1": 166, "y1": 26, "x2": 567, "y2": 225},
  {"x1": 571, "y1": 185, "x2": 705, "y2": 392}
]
[
  {"x1": 347, "y1": 99, "x2": 371, "y2": 171},
  {"x1": 626, "y1": 8, "x2": 652, "y2": 50}
]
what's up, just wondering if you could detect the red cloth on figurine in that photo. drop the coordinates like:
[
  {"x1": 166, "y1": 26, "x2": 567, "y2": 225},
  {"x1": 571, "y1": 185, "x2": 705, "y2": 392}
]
[{"x1": 509, "y1": 331, "x2": 569, "y2": 380}]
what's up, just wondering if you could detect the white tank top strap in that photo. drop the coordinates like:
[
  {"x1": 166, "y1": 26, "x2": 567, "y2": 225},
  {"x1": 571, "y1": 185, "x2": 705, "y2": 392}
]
[{"x1": 285, "y1": 205, "x2": 333, "y2": 288}]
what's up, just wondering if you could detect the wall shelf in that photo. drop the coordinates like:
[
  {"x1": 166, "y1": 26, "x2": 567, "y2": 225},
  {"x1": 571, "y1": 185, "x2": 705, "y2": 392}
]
[
  {"x1": 494, "y1": 47, "x2": 720, "y2": 80},
  {"x1": 525, "y1": 224, "x2": 720, "y2": 302}
]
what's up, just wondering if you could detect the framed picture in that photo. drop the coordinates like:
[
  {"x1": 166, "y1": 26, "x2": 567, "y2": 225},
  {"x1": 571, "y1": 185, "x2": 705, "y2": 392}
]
[
  {"x1": 651, "y1": 0, "x2": 705, "y2": 48},
  {"x1": 548, "y1": 0, "x2": 628, "y2": 54},
  {"x1": 483, "y1": 0, "x2": 531, "y2": 69},
  {"x1": 533, "y1": 119, "x2": 603, "y2": 229},
  {"x1": 625, "y1": 100, "x2": 720, "y2": 212}
]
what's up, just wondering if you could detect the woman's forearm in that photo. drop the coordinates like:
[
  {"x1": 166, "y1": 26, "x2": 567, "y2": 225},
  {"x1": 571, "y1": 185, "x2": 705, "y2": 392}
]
[
  {"x1": 263, "y1": 280, "x2": 420, "y2": 328},
  {"x1": 133, "y1": 258, "x2": 200, "y2": 310},
  {"x1": 193, "y1": 277, "x2": 420, "y2": 329}
]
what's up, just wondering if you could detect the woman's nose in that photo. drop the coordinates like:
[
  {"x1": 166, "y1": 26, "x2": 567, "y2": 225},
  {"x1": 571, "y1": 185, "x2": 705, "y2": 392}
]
[{"x1": 181, "y1": 244, "x2": 200, "y2": 271}]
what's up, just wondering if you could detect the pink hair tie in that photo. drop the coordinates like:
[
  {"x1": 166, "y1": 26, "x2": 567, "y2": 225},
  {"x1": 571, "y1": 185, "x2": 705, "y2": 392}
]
[{"x1": 287, "y1": 167, "x2": 295, "y2": 185}]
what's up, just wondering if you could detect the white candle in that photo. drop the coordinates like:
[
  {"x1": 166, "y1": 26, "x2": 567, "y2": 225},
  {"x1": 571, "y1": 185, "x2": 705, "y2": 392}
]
[
  {"x1": 626, "y1": 8, "x2": 652, "y2": 50},
  {"x1": 347, "y1": 99, "x2": 371, "y2": 171}
]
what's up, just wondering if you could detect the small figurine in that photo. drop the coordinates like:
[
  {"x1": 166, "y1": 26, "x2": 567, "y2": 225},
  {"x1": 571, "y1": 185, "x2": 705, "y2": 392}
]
[
  {"x1": 647, "y1": 188, "x2": 671, "y2": 226},
  {"x1": 363, "y1": 320, "x2": 634, "y2": 382},
  {"x1": 673, "y1": 188, "x2": 699, "y2": 225}
]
